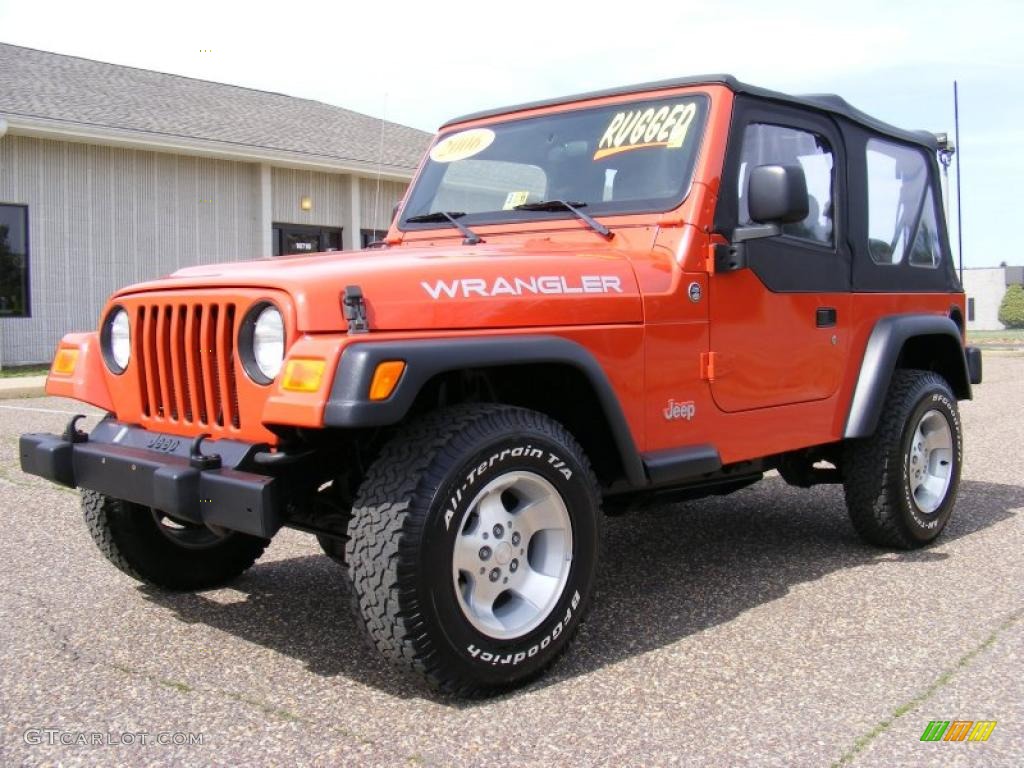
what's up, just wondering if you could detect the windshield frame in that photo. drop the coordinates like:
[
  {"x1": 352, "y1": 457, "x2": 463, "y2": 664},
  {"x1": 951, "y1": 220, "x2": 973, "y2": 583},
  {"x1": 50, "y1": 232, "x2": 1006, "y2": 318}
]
[{"x1": 398, "y1": 90, "x2": 712, "y2": 233}]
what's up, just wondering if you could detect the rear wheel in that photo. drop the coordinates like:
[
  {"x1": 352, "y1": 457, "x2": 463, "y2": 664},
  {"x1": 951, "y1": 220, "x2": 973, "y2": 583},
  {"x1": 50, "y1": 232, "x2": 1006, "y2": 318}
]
[
  {"x1": 346, "y1": 405, "x2": 601, "y2": 696},
  {"x1": 82, "y1": 490, "x2": 269, "y2": 590},
  {"x1": 842, "y1": 370, "x2": 962, "y2": 548}
]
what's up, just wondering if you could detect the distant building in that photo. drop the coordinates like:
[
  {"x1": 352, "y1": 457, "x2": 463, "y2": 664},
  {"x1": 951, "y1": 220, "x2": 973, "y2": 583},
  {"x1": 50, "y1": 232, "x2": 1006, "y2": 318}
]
[
  {"x1": 961, "y1": 266, "x2": 1024, "y2": 330},
  {"x1": 0, "y1": 43, "x2": 431, "y2": 365}
]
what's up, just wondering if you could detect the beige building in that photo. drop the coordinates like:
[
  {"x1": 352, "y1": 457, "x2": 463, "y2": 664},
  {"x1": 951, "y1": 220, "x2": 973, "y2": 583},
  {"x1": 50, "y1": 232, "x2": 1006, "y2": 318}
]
[
  {"x1": 961, "y1": 266, "x2": 1024, "y2": 330},
  {"x1": 0, "y1": 43, "x2": 431, "y2": 366}
]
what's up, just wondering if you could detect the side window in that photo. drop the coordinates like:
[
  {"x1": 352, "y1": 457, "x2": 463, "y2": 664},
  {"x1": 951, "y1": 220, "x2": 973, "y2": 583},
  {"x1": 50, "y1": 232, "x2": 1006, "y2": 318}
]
[
  {"x1": 908, "y1": 189, "x2": 941, "y2": 268},
  {"x1": 866, "y1": 139, "x2": 941, "y2": 268},
  {"x1": 738, "y1": 123, "x2": 834, "y2": 246}
]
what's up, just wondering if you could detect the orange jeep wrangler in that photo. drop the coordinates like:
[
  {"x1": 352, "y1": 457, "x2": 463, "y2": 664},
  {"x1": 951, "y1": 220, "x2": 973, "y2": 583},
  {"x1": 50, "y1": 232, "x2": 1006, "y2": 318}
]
[{"x1": 21, "y1": 75, "x2": 983, "y2": 695}]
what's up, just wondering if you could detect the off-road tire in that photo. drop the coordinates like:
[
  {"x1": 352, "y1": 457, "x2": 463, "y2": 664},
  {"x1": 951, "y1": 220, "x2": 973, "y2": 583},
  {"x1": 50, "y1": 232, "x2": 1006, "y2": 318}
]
[
  {"x1": 345, "y1": 405, "x2": 602, "y2": 696},
  {"x1": 82, "y1": 490, "x2": 269, "y2": 590},
  {"x1": 842, "y1": 370, "x2": 962, "y2": 549}
]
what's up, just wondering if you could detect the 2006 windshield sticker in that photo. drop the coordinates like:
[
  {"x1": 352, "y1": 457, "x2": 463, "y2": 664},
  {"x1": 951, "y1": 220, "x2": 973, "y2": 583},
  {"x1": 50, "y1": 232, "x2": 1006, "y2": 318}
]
[
  {"x1": 429, "y1": 128, "x2": 496, "y2": 163},
  {"x1": 594, "y1": 102, "x2": 697, "y2": 160}
]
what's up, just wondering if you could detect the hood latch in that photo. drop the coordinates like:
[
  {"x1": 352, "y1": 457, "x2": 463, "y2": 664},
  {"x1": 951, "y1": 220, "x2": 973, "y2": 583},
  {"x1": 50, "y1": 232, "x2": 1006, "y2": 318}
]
[{"x1": 342, "y1": 285, "x2": 370, "y2": 334}]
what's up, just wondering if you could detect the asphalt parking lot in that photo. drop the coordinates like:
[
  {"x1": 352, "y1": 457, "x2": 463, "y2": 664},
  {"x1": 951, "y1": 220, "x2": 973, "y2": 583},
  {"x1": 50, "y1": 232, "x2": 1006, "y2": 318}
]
[{"x1": 0, "y1": 353, "x2": 1021, "y2": 767}]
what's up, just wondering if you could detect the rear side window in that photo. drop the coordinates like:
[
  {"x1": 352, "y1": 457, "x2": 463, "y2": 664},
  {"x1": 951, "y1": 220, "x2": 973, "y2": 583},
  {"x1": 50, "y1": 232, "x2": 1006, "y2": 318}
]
[
  {"x1": 866, "y1": 139, "x2": 941, "y2": 267},
  {"x1": 908, "y1": 189, "x2": 942, "y2": 268},
  {"x1": 738, "y1": 123, "x2": 835, "y2": 246}
]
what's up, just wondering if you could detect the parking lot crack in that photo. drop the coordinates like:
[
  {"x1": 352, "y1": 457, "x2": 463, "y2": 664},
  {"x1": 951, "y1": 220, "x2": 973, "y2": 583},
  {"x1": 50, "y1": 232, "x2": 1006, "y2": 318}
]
[{"x1": 831, "y1": 607, "x2": 1023, "y2": 767}]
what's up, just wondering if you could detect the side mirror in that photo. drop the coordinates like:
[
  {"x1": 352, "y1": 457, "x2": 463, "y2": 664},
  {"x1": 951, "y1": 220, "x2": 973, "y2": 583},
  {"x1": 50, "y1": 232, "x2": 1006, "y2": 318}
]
[
  {"x1": 713, "y1": 165, "x2": 810, "y2": 273},
  {"x1": 748, "y1": 164, "x2": 809, "y2": 224}
]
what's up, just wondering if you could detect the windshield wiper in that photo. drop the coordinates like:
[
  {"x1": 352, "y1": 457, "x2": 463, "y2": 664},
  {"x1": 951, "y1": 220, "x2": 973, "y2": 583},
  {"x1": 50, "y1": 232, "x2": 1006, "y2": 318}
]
[
  {"x1": 405, "y1": 211, "x2": 483, "y2": 245},
  {"x1": 514, "y1": 200, "x2": 613, "y2": 240}
]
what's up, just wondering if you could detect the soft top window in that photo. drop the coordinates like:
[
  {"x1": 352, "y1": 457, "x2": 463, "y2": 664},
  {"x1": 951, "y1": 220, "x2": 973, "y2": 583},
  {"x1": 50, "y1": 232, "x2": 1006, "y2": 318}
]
[
  {"x1": 401, "y1": 95, "x2": 709, "y2": 229},
  {"x1": 866, "y1": 139, "x2": 941, "y2": 268},
  {"x1": 736, "y1": 123, "x2": 835, "y2": 246}
]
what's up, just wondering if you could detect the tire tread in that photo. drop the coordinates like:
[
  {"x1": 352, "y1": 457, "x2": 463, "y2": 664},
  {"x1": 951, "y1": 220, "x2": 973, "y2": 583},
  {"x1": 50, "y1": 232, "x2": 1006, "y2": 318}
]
[
  {"x1": 842, "y1": 369, "x2": 959, "y2": 549},
  {"x1": 345, "y1": 404, "x2": 599, "y2": 696},
  {"x1": 82, "y1": 489, "x2": 268, "y2": 590}
]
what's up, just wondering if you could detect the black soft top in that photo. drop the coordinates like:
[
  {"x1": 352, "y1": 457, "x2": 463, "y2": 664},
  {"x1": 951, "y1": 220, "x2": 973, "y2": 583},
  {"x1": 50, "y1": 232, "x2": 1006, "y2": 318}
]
[{"x1": 442, "y1": 74, "x2": 937, "y2": 150}]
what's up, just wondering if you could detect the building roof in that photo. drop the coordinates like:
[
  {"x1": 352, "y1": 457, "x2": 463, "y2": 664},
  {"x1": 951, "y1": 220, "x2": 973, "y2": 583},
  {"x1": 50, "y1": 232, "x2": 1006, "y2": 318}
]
[
  {"x1": 444, "y1": 74, "x2": 937, "y2": 150},
  {"x1": 0, "y1": 43, "x2": 432, "y2": 176}
]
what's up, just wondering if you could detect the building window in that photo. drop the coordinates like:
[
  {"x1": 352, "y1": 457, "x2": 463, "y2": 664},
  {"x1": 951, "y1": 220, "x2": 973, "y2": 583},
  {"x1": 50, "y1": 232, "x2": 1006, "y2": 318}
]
[
  {"x1": 967, "y1": 297, "x2": 975, "y2": 322},
  {"x1": 272, "y1": 224, "x2": 342, "y2": 256},
  {"x1": 361, "y1": 229, "x2": 388, "y2": 248},
  {"x1": 0, "y1": 204, "x2": 30, "y2": 317}
]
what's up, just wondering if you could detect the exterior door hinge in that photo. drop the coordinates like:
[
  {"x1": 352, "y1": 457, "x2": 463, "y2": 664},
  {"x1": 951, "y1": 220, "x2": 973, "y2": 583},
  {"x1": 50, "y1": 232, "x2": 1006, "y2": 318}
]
[
  {"x1": 700, "y1": 351, "x2": 717, "y2": 382},
  {"x1": 704, "y1": 243, "x2": 717, "y2": 274},
  {"x1": 712, "y1": 242, "x2": 747, "y2": 272}
]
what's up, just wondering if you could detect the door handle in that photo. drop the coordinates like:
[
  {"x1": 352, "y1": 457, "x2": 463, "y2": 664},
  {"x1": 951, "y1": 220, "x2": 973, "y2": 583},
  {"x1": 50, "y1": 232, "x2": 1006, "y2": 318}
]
[{"x1": 816, "y1": 307, "x2": 837, "y2": 327}]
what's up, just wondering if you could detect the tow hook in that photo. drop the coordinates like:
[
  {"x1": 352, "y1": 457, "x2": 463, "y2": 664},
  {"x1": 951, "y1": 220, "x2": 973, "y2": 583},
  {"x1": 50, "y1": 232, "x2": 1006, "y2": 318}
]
[
  {"x1": 189, "y1": 434, "x2": 222, "y2": 470},
  {"x1": 62, "y1": 414, "x2": 89, "y2": 444}
]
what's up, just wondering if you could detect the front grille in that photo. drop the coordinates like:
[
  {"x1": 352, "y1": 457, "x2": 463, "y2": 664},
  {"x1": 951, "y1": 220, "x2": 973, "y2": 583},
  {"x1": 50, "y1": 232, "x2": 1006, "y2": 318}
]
[{"x1": 136, "y1": 301, "x2": 240, "y2": 430}]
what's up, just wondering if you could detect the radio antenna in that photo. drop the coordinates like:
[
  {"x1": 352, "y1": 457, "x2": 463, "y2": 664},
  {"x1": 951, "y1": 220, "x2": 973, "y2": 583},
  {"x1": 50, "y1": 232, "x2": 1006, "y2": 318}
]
[
  {"x1": 372, "y1": 93, "x2": 388, "y2": 248},
  {"x1": 954, "y1": 81, "x2": 963, "y2": 282}
]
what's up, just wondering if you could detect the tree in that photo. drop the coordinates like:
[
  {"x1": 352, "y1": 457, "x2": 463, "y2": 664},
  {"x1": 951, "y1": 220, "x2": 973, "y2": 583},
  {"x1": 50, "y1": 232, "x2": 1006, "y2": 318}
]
[{"x1": 998, "y1": 284, "x2": 1024, "y2": 329}]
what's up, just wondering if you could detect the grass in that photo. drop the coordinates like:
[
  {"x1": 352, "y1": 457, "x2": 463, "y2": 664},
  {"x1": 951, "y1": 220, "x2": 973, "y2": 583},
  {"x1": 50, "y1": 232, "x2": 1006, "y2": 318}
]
[
  {"x1": 0, "y1": 364, "x2": 49, "y2": 378},
  {"x1": 968, "y1": 328, "x2": 1024, "y2": 344}
]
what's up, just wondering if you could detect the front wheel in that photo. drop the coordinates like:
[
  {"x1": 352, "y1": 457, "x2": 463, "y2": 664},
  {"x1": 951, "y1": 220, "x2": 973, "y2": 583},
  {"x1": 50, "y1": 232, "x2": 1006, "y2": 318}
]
[
  {"x1": 82, "y1": 490, "x2": 269, "y2": 590},
  {"x1": 345, "y1": 405, "x2": 601, "y2": 696},
  {"x1": 842, "y1": 370, "x2": 963, "y2": 548}
]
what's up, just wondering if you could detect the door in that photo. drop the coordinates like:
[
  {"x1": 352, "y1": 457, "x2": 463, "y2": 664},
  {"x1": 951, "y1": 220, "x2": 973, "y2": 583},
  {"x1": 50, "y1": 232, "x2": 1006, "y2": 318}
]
[
  {"x1": 272, "y1": 224, "x2": 342, "y2": 256},
  {"x1": 709, "y1": 104, "x2": 851, "y2": 413}
]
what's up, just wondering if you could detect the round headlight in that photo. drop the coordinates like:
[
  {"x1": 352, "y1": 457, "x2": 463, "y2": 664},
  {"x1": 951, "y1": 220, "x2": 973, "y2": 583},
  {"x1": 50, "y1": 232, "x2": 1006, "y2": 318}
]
[
  {"x1": 102, "y1": 307, "x2": 131, "y2": 374},
  {"x1": 242, "y1": 304, "x2": 285, "y2": 383}
]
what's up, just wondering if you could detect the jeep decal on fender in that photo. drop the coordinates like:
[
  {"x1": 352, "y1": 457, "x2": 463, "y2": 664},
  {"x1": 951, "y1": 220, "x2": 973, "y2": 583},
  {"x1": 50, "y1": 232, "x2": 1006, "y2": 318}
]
[
  {"x1": 422, "y1": 275, "x2": 624, "y2": 299},
  {"x1": 664, "y1": 399, "x2": 696, "y2": 421}
]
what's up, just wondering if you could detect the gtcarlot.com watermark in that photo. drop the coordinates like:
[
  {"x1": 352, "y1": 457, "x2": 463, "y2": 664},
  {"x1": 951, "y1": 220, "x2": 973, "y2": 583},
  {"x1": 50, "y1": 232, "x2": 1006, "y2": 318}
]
[{"x1": 25, "y1": 728, "x2": 204, "y2": 747}]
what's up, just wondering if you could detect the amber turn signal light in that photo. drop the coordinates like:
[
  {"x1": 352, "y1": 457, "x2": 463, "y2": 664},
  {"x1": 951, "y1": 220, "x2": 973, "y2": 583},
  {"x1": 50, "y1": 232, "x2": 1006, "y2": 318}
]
[
  {"x1": 369, "y1": 360, "x2": 406, "y2": 401},
  {"x1": 52, "y1": 348, "x2": 79, "y2": 376},
  {"x1": 281, "y1": 358, "x2": 326, "y2": 392}
]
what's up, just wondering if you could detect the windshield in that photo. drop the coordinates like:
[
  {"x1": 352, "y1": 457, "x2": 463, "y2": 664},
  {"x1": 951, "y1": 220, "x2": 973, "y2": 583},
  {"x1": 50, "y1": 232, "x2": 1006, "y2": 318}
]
[{"x1": 400, "y1": 94, "x2": 709, "y2": 230}]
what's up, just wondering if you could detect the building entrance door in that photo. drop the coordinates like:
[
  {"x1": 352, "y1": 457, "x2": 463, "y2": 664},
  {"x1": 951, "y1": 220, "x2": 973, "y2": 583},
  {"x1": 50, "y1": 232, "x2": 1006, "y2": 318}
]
[{"x1": 272, "y1": 224, "x2": 342, "y2": 256}]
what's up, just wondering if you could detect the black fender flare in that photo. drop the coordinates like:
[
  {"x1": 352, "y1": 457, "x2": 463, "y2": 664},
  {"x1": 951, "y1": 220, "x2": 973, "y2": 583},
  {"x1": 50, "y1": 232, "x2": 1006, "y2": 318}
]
[
  {"x1": 323, "y1": 335, "x2": 647, "y2": 487},
  {"x1": 844, "y1": 314, "x2": 971, "y2": 439}
]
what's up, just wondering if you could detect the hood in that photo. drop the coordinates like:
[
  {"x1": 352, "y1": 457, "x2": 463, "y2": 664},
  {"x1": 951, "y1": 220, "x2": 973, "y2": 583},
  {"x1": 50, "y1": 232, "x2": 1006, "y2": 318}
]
[{"x1": 115, "y1": 237, "x2": 644, "y2": 332}]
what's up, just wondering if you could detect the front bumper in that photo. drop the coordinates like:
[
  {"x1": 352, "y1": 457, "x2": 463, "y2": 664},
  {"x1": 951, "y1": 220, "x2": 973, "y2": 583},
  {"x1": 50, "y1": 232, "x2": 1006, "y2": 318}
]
[{"x1": 20, "y1": 419, "x2": 281, "y2": 538}]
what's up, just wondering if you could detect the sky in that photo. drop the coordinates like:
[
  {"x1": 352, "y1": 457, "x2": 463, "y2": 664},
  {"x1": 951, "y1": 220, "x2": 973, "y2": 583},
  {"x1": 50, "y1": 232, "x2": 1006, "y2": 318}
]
[{"x1": 0, "y1": 0, "x2": 1021, "y2": 267}]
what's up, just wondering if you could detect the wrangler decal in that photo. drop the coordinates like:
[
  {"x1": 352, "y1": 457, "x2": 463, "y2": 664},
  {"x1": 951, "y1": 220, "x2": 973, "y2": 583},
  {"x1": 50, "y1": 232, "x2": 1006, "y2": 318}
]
[{"x1": 422, "y1": 275, "x2": 624, "y2": 299}]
